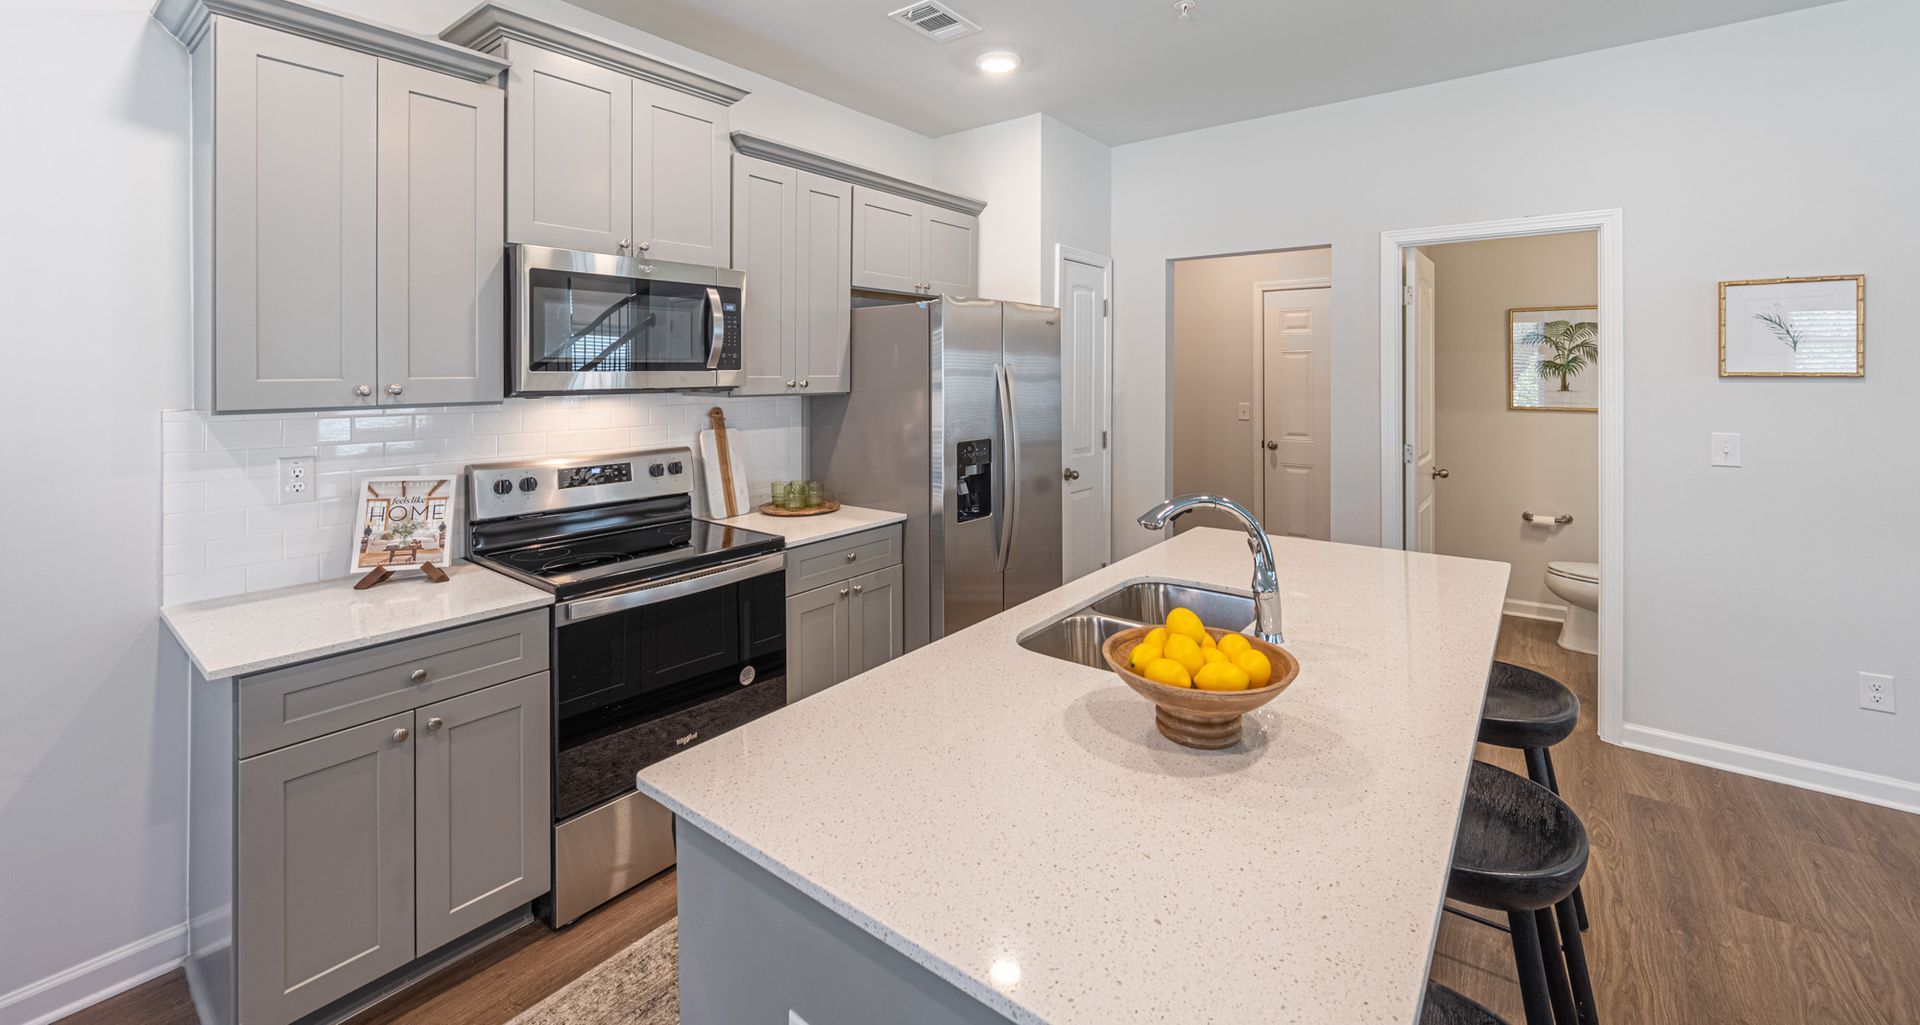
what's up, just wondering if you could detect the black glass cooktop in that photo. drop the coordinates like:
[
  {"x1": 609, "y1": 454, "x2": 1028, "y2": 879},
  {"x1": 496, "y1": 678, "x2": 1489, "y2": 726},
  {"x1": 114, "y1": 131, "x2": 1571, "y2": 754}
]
[{"x1": 475, "y1": 518, "x2": 782, "y2": 599}]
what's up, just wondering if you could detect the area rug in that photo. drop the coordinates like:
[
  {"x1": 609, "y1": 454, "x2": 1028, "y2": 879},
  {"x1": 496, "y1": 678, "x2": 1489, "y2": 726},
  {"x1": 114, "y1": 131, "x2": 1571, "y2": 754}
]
[{"x1": 507, "y1": 918, "x2": 679, "y2": 1025}]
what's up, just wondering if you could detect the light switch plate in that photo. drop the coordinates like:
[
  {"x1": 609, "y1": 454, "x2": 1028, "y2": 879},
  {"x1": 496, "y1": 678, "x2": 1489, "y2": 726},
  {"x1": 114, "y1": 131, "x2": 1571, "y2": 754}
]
[
  {"x1": 1236, "y1": 402, "x2": 1251, "y2": 422},
  {"x1": 1709, "y1": 432, "x2": 1742, "y2": 467}
]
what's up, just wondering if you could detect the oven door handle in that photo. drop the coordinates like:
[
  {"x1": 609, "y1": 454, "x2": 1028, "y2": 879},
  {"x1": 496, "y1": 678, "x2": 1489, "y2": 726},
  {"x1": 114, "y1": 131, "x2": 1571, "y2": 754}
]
[
  {"x1": 705, "y1": 287, "x2": 725, "y2": 370},
  {"x1": 556, "y1": 552, "x2": 783, "y2": 625}
]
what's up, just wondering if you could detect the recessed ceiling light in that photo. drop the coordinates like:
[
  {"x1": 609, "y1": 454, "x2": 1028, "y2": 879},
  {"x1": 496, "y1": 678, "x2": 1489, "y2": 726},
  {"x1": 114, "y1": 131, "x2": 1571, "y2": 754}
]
[{"x1": 975, "y1": 51, "x2": 1022, "y2": 75}]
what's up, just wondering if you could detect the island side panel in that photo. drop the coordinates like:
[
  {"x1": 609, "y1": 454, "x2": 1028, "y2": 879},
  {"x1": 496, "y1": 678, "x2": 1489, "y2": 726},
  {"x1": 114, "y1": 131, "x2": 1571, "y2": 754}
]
[
  {"x1": 183, "y1": 647, "x2": 237, "y2": 1025},
  {"x1": 676, "y1": 823, "x2": 1014, "y2": 1025}
]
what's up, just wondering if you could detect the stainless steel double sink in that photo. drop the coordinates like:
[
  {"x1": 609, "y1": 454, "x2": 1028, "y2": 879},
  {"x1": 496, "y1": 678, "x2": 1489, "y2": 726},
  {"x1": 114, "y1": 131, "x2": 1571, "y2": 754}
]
[{"x1": 1017, "y1": 581, "x2": 1256, "y2": 669}]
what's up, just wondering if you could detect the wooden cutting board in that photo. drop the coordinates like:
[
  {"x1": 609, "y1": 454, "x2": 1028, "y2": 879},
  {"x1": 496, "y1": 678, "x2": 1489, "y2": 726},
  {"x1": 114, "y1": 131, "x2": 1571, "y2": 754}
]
[{"x1": 699, "y1": 407, "x2": 750, "y2": 518}]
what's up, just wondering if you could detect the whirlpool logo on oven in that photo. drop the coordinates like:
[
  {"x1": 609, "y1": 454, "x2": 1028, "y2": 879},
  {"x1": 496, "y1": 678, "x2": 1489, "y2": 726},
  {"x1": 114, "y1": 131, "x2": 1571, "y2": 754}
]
[{"x1": 675, "y1": 732, "x2": 699, "y2": 747}]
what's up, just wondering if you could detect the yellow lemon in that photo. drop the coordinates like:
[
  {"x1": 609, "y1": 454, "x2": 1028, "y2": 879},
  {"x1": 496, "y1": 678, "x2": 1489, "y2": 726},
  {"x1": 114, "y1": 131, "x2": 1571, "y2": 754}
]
[
  {"x1": 1194, "y1": 662, "x2": 1252, "y2": 692},
  {"x1": 1165, "y1": 607, "x2": 1207, "y2": 643},
  {"x1": 1162, "y1": 634, "x2": 1204, "y2": 675},
  {"x1": 1143, "y1": 658, "x2": 1192, "y2": 689},
  {"x1": 1201, "y1": 647, "x2": 1229, "y2": 665},
  {"x1": 1199, "y1": 633, "x2": 1217, "y2": 649},
  {"x1": 1217, "y1": 633, "x2": 1252, "y2": 658},
  {"x1": 1129, "y1": 642, "x2": 1164, "y2": 673},
  {"x1": 1143, "y1": 626, "x2": 1169, "y2": 648},
  {"x1": 1235, "y1": 649, "x2": 1273, "y2": 688}
]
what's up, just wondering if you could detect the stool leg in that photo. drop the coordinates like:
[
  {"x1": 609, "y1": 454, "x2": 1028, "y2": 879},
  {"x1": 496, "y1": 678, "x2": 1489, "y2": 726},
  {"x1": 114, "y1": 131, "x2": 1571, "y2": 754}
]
[
  {"x1": 1555, "y1": 897, "x2": 1599, "y2": 1025},
  {"x1": 1508, "y1": 911, "x2": 1557, "y2": 1025},
  {"x1": 1538, "y1": 748, "x2": 1591, "y2": 934},
  {"x1": 1535, "y1": 908, "x2": 1578, "y2": 1025}
]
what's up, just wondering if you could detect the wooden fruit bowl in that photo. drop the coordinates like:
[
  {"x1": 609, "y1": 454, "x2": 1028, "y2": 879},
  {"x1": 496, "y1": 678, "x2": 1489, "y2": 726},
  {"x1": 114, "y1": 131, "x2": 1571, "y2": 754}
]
[{"x1": 1101, "y1": 625, "x2": 1300, "y2": 750}]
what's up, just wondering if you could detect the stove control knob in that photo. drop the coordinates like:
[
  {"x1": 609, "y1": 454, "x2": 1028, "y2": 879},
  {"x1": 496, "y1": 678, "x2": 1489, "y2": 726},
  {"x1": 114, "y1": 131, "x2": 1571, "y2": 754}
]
[
  {"x1": 667, "y1": 461, "x2": 684, "y2": 475},
  {"x1": 491, "y1": 478, "x2": 513, "y2": 496},
  {"x1": 649, "y1": 463, "x2": 666, "y2": 478},
  {"x1": 518, "y1": 476, "x2": 538, "y2": 493}
]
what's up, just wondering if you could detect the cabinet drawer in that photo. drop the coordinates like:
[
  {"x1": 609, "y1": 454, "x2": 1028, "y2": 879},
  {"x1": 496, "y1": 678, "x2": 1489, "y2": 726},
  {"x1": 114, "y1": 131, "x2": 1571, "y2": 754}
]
[
  {"x1": 784, "y1": 525, "x2": 902, "y2": 596},
  {"x1": 240, "y1": 610, "x2": 549, "y2": 757}
]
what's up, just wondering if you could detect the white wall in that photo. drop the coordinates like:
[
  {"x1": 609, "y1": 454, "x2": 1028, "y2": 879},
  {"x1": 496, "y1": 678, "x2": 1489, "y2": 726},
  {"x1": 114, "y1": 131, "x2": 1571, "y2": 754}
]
[
  {"x1": 1426, "y1": 234, "x2": 1598, "y2": 614},
  {"x1": 1039, "y1": 115, "x2": 1112, "y2": 301},
  {"x1": 0, "y1": 1, "x2": 941, "y2": 1019},
  {"x1": 1111, "y1": 0, "x2": 1919, "y2": 797},
  {"x1": 931, "y1": 115, "x2": 1044, "y2": 304}
]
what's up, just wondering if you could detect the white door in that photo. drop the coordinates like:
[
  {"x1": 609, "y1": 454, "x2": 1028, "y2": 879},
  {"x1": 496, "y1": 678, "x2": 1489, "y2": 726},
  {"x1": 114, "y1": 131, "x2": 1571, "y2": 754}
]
[
  {"x1": 1258, "y1": 286, "x2": 1331, "y2": 539},
  {"x1": 1059, "y1": 255, "x2": 1112, "y2": 580},
  {"x1": 1405, "y1": 249, "x2": 1439, "y2": 552}
]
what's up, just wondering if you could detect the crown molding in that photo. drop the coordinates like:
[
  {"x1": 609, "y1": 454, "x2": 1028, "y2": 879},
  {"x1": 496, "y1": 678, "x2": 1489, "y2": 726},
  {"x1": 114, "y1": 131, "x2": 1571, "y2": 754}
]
[
  {"x1": 152, "y1": 0, "x2": 508, "y2": 82},
  {"x1": 440, "y1": 5, "x2": 748, "y2": 107},
  {"x1": 731, "y1": 132, "x2": 988, "y2": 217}
]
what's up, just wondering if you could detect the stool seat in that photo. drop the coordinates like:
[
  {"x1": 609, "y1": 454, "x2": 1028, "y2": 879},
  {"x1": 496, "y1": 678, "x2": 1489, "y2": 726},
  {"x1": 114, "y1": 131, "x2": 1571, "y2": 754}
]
[
  {"x1": 1479, "y1": 662, "x2": 1579, "y2": 750},
  {"x1": 1423, "y1": 982, "x2": 1509, "y2": 1025},
  {"x1": 1450, "y1": 761, "x2": 1588, "y2": 912}
]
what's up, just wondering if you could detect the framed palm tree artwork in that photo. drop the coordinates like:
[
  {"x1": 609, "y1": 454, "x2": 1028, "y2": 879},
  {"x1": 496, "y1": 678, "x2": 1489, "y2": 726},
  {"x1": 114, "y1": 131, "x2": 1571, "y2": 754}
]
[
  {"x1": 1719, "y1": 275, "x2": 1864, "y2": 377},
  {"x1": 1509, "y1": 306, "x2": 1599, "y2": 412}
]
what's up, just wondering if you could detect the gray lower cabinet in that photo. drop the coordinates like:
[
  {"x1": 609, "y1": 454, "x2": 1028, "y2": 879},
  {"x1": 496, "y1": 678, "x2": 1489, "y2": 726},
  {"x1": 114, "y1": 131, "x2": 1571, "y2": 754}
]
[
  {"x1": 238, "y1": 712, "x2": 416, "y2": 1025},
  {"x1": 783, "y1": 528, "x2": 905, "y2": 703},
  {"x1": 734, "y1": 155, "x2": 853, "y2": 395}
]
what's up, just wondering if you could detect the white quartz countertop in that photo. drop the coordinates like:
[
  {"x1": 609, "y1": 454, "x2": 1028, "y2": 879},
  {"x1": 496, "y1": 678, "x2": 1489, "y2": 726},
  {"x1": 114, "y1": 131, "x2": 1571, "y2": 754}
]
[
  {"x1": 638, "y1": 527, "x2": 1510, "y2": 1025},
  {"x1": 161, "y1": 563, "x2": 552, "y2": 679},
  {"x1": 710, "y1": 503, "x2": 905, "y2": 547}
]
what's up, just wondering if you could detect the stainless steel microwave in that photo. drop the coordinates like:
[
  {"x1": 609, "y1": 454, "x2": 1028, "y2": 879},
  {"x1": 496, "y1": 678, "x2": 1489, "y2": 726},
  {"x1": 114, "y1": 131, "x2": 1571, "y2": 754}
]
[{"x1": 511, "y1": 244, "x2": 744, "y2": 394}]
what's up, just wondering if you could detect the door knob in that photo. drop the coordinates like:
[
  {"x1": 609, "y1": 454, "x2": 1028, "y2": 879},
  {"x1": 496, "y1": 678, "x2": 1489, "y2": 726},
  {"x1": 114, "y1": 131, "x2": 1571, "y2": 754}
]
[
  {"x1": 1063, "y1": 467, "x2": 1081, "y2": 481},
  {"x1": 355, "y1": 384, "x2": 373, "y2": 397},
  {"x1": 386, "y1": 384, "x2": 404, "y2": 396},
  {"x1": 1263, "y1": 440, "x2": 1279, "y2": 451},
  {"x1": 1432, "y1": 468, "x2": 1451, "y2": 479}
]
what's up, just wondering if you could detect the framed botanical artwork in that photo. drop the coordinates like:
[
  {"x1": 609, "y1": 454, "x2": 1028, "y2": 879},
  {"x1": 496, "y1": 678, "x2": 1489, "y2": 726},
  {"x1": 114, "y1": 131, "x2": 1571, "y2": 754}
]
[
  {"x1": 1719, "y1": 275, "x2": 1864, "y2": 377},
  {"x1": 1509, "y1": 306, "x2": 1599, "y2": 412},
  {"x1": 350, "y1": 476, "x2": 455, "y2": 574}
]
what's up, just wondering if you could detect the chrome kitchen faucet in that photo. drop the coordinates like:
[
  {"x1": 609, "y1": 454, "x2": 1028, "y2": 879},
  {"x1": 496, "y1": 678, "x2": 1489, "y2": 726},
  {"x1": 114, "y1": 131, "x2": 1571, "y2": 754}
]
[{"x1": 1136, "y1": 494, "x2": 1283, "y2": 645}]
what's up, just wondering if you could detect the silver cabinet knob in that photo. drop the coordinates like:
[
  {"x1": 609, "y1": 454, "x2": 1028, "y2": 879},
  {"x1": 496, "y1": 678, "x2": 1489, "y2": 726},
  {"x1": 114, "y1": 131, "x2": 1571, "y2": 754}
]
[
  {"x1": 1432, "y1": 468, "x2": 1451, "y2": 479},
  {"x1": 851, "y1": 583, "x2": 863, "y2": 594},
  {"x1": 392, "y1": 727, "x2": 410, "y2": 743},
  {"x1": 1264, "y1": 440, "x2": 1279, "y2": 451},
  {"x1": 618, "y1": 238, "x2": 630, "y2": 250},
  {"x1": 845, "y1": 552, "x2": 857, "y2": 561},
  {"x1": 838, "y1": 587, "x2": 849, "y2": 597},
  {"x1": 426, "y1": 717, "x2": 444, "y2": 731},
  {"x1": 786, "y1": 380, "x2": 797, "y2": 388},
  {"x1": 636, "y1": 240, "x2": 651, "y2": 251},
  {"x1": 387, "y1": 384, "x2": 404, "y2": 396},
  {"x1": 1063, "y1": 467, "x2": 1081, "y2": 481},
  {"x1": 799, "y1": 379, "x2": 810, "y2": 388},
  {"x1": 355, "y1": 384, "x2": 373, "y2": 397},
  {"x1": 409, "y1": 668, "x2": 428, "y2": 683}
]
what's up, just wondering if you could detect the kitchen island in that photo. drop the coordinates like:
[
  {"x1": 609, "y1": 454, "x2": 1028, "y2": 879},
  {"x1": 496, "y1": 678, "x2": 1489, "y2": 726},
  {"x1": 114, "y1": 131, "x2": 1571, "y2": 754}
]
[{"x1": 637, "y1": 526, "x2": 1510, "y2": 1025}]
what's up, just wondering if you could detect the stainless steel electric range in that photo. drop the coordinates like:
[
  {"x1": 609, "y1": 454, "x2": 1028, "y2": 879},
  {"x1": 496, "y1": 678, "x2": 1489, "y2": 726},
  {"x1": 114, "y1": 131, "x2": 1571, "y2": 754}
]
[{"x1": 465, "y1": 446, "x2": 786, "y2": 926}]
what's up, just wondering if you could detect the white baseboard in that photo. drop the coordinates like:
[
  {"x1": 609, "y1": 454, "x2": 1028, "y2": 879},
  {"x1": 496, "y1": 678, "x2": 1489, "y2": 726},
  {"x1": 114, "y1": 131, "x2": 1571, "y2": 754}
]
[
  {"x1": 0, "y1": 922, "x2": 186, "y2": 1025},
  {"x1": 1619, "y1": 723, "x2": 1920, "y2": 815},
  {"x1": 1503, "y1": 597, "x2": 1566, "y2": 622}
]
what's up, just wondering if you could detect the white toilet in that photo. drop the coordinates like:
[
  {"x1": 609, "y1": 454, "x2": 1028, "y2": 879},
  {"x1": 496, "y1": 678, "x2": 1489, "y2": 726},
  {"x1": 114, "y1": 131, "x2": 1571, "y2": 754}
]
[{"x1": 1543, "y1": 561, "x2": 1599, "y2": 655}]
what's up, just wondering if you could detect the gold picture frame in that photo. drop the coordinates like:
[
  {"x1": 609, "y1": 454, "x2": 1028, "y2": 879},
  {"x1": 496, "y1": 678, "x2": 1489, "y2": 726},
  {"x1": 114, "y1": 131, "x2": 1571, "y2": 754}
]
[
  {"x1": 1718, "y1": 275, "x2": 1864, "y2": 377},
  {"x1": 1509, "y1": 305, "x2": 1599, "y2": 413}
]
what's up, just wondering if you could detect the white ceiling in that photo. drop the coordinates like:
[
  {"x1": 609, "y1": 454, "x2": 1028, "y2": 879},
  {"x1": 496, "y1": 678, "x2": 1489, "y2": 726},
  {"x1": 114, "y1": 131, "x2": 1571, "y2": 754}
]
[{"x1": 570, "y1": 0, "x2": 1840, "y2": 145}]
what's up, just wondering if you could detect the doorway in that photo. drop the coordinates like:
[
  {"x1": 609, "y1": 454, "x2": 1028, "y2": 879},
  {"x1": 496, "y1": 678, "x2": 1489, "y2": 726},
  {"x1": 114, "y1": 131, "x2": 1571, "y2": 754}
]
[
  {"x1": 1055, "y1": 246, "x2": 1113, "y2": 582},
  {"x1": 1169, "y1": 247, "x2": 1333, "y2": 539},
  {"x1": 1380, "y1": 210, "x2": 1624, "y2": 743}
]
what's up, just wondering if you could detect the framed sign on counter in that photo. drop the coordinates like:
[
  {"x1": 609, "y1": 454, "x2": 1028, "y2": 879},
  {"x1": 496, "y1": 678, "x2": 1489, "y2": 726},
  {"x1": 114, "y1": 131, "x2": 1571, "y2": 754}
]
[{"x1": 351, "y1": 475, "x2": 455, "y2": 575}]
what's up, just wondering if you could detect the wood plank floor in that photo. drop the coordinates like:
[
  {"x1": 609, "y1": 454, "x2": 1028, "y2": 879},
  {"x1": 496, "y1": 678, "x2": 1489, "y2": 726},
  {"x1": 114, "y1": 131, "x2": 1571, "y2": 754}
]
[{"x1": 62, "y1": 616, "x2": 1920, "y2": 1025}]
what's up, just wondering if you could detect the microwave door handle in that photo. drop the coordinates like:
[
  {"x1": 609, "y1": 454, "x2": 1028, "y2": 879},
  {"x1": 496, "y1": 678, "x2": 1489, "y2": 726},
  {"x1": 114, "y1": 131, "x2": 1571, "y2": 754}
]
[
  {"x1": 705, "y1": 287, "x2": 725, "y2": 370},
  {"x1": 994, "y1": 362, "x2": 1017, "y2": 574}
]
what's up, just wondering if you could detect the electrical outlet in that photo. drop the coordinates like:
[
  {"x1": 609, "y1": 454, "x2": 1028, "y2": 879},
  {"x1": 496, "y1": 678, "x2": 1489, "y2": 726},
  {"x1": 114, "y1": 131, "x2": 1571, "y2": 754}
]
[
  {"x1": 278, "y1": 455, "x2": 316, "y2": 505},
  {"x1": 1859, "y1": 672, "x2": 1896, "y2": 714}
]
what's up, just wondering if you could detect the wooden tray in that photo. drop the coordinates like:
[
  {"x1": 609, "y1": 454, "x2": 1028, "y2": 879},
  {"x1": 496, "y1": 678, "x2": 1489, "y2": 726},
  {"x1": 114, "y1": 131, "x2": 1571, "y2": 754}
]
[
  {"x1": 1101, "y1": 625, "x2": 1300, "y2": 749},
  {"x1": 756, "y1": 500, "x2": 840, "y2": 517}
]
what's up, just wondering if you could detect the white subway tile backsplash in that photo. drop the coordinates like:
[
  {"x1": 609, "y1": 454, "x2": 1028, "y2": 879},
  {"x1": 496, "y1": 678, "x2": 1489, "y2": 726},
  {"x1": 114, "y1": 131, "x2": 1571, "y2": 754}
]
[{"x1": 160, "y1": 394, "x2": 808, "y2": 605}]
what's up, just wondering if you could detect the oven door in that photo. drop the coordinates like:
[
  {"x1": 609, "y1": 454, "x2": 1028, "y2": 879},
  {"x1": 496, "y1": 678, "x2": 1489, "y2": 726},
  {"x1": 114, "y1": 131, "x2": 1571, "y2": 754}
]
[{"x1": 513, "y1": 244, "x2": 744, "y2": 394}]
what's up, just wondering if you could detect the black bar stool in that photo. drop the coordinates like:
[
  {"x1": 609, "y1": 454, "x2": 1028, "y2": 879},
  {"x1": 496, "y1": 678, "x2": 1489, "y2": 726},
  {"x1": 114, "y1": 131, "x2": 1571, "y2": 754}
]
[
  {"x1": 1479, "y1": 661, "x2": 1588, "y2": 931},
  {"x1": 1450, "y1": 761, "x2": 1599, "y2": 1025},
  {"x1": 1423, "y1": 981, "x2": 1509, "y2": 1024}
]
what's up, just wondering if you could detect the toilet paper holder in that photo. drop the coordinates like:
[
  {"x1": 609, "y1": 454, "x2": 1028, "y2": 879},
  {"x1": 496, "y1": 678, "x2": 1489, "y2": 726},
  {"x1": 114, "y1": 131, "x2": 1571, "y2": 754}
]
[{"x1": 1521, "y1": 511, "x2": 1574, "y2": 525}]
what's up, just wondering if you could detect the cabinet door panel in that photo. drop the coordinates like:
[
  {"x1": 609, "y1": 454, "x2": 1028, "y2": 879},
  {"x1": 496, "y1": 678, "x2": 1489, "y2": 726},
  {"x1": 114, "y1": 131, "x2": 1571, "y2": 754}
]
[
  {"x1": 416, "y1": 673, "x2": 551, "y2": 954},
  {"x1": 505, "y1": 42, "x2": 631, "y2": 254},
  {"x1": 731, "y1": 155, "x2": 795, "y2": 395},
  {"x1": 795, "y1": 172, "x2": 854, "y2": 393},
  {"x1": 213, "y1": 19, "x2": 378, "y2": 412},
  {"x1": 785, "y1": 585, "x2": 849, "y2": 704},
  {"x1": 634, "y1": 82, "x2": 729, "y2": 265},
  {"x1": 376, "y1": 61, "x2": 505, "y2": 406},
  {"x1": 850, "y1": 186, "x2": 920, "y2": 294},
  {"x1": 922, "y1": 207, "x2": 978, "y2": 297},
  {"x1": 848, "y1": 564, "x2": 905, "y2": 678},
  {"x1": 238, "y1": 712, "x2": 414, "y2": 1025}
]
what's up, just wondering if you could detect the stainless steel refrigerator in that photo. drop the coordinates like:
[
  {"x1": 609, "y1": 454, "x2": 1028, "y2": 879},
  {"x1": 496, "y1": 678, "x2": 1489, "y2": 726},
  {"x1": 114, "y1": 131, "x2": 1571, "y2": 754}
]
[{"x1": 810, "y1": 297, "x2": 1062, "y2": 650}]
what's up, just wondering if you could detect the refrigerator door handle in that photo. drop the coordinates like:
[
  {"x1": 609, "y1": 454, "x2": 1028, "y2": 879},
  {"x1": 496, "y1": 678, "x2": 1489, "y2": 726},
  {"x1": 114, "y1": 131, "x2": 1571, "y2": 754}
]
[{"x1": 995, "y1": 361, "x2": 1018, "y2": 573}]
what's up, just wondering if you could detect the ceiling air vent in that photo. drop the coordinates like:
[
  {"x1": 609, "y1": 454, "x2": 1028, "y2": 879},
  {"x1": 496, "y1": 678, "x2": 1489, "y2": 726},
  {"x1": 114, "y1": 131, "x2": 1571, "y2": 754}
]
[{"x1": 888, "y1": 2, "x2": 982, "y2": 43}]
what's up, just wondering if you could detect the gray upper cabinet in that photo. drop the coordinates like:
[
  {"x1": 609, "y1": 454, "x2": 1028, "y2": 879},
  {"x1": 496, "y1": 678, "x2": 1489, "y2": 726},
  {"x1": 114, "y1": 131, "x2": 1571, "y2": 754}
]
[
  {"x1": 851, "y1": 185, "x2": 922, "y2": 294},
  {"x1": 502, "y1": 42, "x2": 632, "y2": 257},
  {"x1": 237, "y1": 711, "x2": 416, "y2": 1025},
  {"x1": 795, "y1": 172, "x2": 854, "y2": 393},
  {"x1": 634, "y1": 81, "x2": 730, "y2": 265},
  {"x1": 211, "y1": 18, "x2": 379, "y2": 413},
  {"x1": 166, "y1": 4, "x2": 511, "y2": 413},
  {"x1": 377, "y1": 61, "x2": 506, "y2": 406},
  {"x1": 734, "y1": 157, "x2": 853, "y2": 395},
  {"x1": 415, "y1": 672, "x2": 552, "y2": 954},
  {"x1": 922, "y1": 207, "x2": 979, "y2": 297}
]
